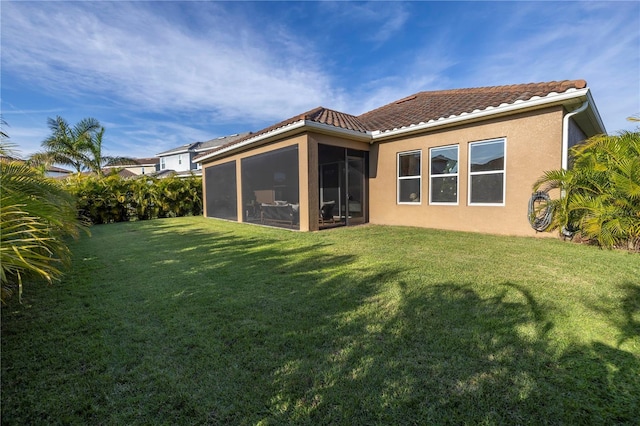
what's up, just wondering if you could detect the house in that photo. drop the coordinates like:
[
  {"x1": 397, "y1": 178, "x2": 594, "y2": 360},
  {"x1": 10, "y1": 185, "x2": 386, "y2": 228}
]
[
  {"x1": 194, "y1": 80, "x2": 605, "y2": 236},
  {"x1": 102, "y1": 157, "x2": 159, "y2": 176},
  {"x1": 156, "y1": 133, "x2": 250, "y2": 176},
  {"x1": 45, "y1": 165, "x2": 73, "y2": 179},
  {"x1": 0, "y1": 155, "x2": 73, "y2": 178}
]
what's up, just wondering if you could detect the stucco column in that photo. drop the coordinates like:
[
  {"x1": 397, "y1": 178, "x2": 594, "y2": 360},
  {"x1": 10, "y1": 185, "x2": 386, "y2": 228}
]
[
  {"x1": 302, "y1": 136, "x2": 319, "y2": 231},
  {"x1": 235, "y1": 159, "x2": 243, "y2": 222}
]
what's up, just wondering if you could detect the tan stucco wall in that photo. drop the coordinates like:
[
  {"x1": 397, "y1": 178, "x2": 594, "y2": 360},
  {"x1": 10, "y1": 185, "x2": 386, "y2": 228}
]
[
  {"x1": 202, "y1": 107, "x2": 565, "y2": 236},
  {"x1": 309, "y1": 133, "x2": 371, "y2": 152},
  {"x1": 369, "y1": 107, "x2": 565, "y2": 236}
]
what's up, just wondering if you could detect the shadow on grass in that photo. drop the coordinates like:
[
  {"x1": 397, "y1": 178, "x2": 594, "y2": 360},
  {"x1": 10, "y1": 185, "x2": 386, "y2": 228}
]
[
  {"x1": 616, "y1": 282, "x2": 640, "y2": 347},
  {"x1": 262, "y1": 281, "x2": 639, "y2": 424},
  {"x1": 2, "y1": 219, "x2": 639, "y2": 424}
]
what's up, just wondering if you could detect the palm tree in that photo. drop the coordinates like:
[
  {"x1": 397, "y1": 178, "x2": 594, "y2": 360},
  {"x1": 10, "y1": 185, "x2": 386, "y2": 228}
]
[
  {"x1": 0, "y1": 116, "x2": 9, "y2": 142},
  {"x1": 1, "y1": 132, "x2": 83, "y2": 303},
  {"x1": 534, "y1": 126, "x2": 640, "y2": 249},
  {"x1": 38, "y1": 116, "x2": 101, "y2": 173},
  {"x1": 83, "y1": 126, "x2": 138, "y2": 176},
  {"x1": 35, "y1": 116, "x2": 136, "y2": 175}
]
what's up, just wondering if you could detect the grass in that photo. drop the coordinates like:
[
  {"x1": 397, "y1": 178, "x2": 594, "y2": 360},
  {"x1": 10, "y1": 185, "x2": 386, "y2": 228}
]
[{"x1": 2, "y1": 216, "x2": 639, "y2": 425}]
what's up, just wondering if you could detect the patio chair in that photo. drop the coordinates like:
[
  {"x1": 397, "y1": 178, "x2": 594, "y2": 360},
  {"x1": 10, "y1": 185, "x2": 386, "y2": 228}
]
[{"x1": 320, "y1": 201, "x2": 335, "y2": 225}]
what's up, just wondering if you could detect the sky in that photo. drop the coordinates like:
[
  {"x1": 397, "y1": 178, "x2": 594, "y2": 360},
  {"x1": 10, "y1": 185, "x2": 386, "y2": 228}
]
[{"x1": 2, "y1": 1, "x2": 639, "y2": 161}]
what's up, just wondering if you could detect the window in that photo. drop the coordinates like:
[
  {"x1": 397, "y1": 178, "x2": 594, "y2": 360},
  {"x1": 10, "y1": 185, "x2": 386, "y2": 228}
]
[
  {"x1": 178, "y1": 154, "x2": 183, "y2": 165},
  {"x1": 469, "y1": 139, "x2": 506, "y2": 205},
  {"x1": 397, "y1": 150, "x2": 421, "y2": 203},
  {"x1": 160, "y1": 157, "x2": 166, "y2": 170},
  {"x1": 430, "y1": 145, "x2": 458, "y2": 204}
]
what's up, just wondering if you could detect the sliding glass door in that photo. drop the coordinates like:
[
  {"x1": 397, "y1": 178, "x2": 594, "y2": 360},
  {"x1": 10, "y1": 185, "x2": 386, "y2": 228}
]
[
  {"x1": 318, "y1": 145, "x2": 367, "y2": 227},
  {"x1": 346, "y1": 155, "x2": 365, "y2": 225}
]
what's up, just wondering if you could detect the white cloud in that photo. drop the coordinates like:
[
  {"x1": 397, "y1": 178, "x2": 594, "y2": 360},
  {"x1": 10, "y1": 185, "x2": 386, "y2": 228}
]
[
  {"x1": 2, "y1": 2, "x2": 338, "y2": 123},
  {"x1": 1, "y1": 124, "x2": 49, "y2": 158},
  {"x1": 318, "y1": 2, "x2": 411, "y2": 46},
  {"x1": 2, "y1": 0, "x2": 636, "y2": 163},
  {"x1": 450, "y1": 2, "x2": 640, "y2": 133}
]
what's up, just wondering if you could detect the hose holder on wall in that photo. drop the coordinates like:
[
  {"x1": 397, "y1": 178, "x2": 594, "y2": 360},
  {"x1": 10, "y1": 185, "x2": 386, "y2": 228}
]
[{"x1": 528, "y1": 191, "x2": 553, "y2": 232}]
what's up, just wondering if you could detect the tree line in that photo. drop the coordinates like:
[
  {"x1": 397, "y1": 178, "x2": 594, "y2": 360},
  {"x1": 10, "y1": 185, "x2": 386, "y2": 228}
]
[{"x1": 1, "y1": 116, "x2": 201, "y2": 304}]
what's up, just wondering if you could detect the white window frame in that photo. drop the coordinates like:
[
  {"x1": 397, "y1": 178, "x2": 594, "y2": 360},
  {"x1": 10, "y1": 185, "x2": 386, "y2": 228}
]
[
  {"x1": 397, "y1": 150, "x2": 422, "y2": 205},
  {"x1": 468, "y1": 138, "x2": 506, "y2": 206},
  {"x1": 160, "y1": 157, "x2": 166, "y2": 170},
  {"x1": 429, "y1": 144, "x2": 459, "y2": 205}
]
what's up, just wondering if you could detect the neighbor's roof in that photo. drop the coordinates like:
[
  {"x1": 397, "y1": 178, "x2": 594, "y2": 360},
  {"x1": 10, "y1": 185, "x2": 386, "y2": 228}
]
[
  {"x1": 131, "y1": 157, "x2": 159, "y2": 165},
  {"x1": 156, "y1": 143, "x2": 199, "y2": 156},
  {"x1": 195, "y1": 79, "x2": 601, "y2": 163},
  {"x1": 46, "y1": 165, "x2": 73, "y2": 173},
  {"x1": 195, "y1": 133, "x2": 251, "y2": 152},
  {"x1": 157, "y1": 133, "x2": 251, "y2": 157},
  {"x1": 102, "y1": 157, "x2": 159, "y2": 168}
]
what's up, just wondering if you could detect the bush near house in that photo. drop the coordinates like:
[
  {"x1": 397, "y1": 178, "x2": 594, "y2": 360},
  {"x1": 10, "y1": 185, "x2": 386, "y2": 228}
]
[
  {"x1": 64, "y1": 173, "x2": 202, "y2": 224},
  {"x1": 534, "y1": 127, "x2": 640, "y2": 250}
]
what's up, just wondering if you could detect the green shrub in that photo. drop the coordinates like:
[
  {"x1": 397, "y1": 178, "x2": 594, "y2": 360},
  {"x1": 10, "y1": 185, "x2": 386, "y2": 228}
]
[
  {"x1": 534, "y1": 129, "x2": 640, "y2": 249},
  {"x1": 63, "y1": 173, "x2": 202, "y2": 224}
]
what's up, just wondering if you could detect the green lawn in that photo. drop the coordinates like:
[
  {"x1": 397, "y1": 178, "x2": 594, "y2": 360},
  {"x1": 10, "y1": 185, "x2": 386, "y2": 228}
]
[{"x1": 2, "y1": 217, "x2": 639, "y2": 425}]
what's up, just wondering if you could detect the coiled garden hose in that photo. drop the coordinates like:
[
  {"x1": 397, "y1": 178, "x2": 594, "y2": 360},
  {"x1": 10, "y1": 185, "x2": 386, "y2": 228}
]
[{"x1": 528, "y1": 191, "x2": 553, "y2": 232}]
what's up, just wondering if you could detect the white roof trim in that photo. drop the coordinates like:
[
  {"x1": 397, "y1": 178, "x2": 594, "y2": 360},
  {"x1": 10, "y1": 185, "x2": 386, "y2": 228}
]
[
  {"x1": 371, "y1": 88, "x2": 591, "y2": 140},
  {"x1": 156, "y1": 148, "x2": 192, "y2": 156},
  {"x1": 586, "y1": 89, "x2": 606, "y2": 134},
  {"x1": 197, "y1": 86, "x2": 600, "y2": 163},
  {"x1": 196, "y1": 120, "x2": 307, "y2": 163}
]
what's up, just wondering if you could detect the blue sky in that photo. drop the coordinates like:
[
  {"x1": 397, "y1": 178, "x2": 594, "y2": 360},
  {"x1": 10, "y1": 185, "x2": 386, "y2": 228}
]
[{"x1": 2, "y1": 1, "x2": 639, "y2": 160}]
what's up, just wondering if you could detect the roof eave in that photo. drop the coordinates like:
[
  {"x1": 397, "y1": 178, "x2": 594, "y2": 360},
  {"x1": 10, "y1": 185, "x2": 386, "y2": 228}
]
[
  {"x1": 371, "y1": 88, "x2": 597, "y2": 141},
  {"x1": 196, "y1": 120, "x2": 306, "y2": 163},
  {"x1": 156, "y1": 148, "x2": 191, "y2": 156},
  {"x1": 584, "y1": 89, "x2": 607, "y2": 134},
  {"x1": 304, "y1": 120, "x2": 371, "y2": 142},
  {"x1": 196, "y1": 121, "x2": 371, "y2": 164}
]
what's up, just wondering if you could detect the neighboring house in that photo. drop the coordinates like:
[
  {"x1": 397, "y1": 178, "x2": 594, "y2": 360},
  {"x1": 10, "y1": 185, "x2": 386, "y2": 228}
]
[
  {"x1": 195, "y1": 80, "x2": 605, "y2": 236},
  {"x1": 0, "y1": 156, "x2": 73, "y2": 178},
  {"x1": 45, "y1": 165, "x2": 73, "y2": 179},
  {"x1": 156, "y1": 134, "x2": 250, "y2": 176},
  {"x1": 102, "y1": 157, "x2": 159, "y2": 176}
]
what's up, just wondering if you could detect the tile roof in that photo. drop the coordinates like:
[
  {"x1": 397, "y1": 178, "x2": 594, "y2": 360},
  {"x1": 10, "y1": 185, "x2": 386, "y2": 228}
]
[
  {"x1": 305, "y1": 107, "x2": 370, "y2": 133},
  {"x1": 194, "y1": 107, "x2": 369, "y2": 160},
  {"x1": 103, "y1": 157, "x2": 159, "y2": 167},
  {"x1": 357, "y1": 80, "x2": 588, "y2": 132},
  {"x1": 132, "y1": 157, "x2": 159, "y2": 165},
  {"x1": 195, "y1": 79, "x2": 588, "y2": 162}
]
